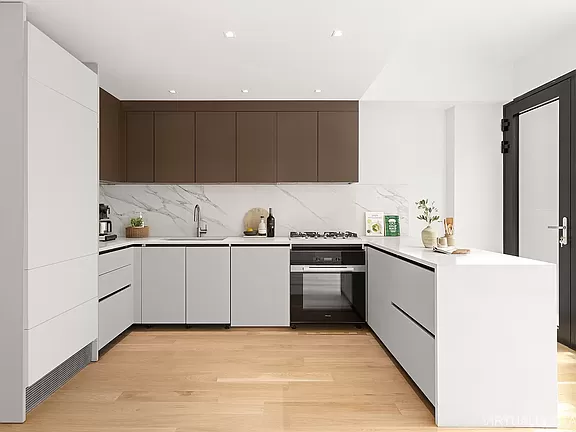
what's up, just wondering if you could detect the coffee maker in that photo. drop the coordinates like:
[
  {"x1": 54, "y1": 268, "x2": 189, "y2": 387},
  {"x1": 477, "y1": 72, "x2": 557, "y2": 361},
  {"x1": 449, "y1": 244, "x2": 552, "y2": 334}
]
[{"x1": 99, "y1": 204, "x2": 117, "y2": 242}]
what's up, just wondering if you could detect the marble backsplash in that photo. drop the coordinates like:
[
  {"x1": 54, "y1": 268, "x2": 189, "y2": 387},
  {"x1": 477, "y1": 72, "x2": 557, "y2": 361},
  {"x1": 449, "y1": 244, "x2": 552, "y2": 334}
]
[{"x1": 100, "y1": 184, "x2": 411, "y2": 238}]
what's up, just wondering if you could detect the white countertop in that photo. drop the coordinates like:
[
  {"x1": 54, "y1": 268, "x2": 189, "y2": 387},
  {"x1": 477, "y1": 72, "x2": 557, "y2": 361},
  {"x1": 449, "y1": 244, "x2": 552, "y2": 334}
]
[
  {"x1": 98, "y1": 236, "x2": 291, "y2": 252},
  {"x1": 364, "y1": 237, "x2": 553, "y2": 268},
  {"x1": 99, "y1": 235, "x2": 553, "y2": 269}
]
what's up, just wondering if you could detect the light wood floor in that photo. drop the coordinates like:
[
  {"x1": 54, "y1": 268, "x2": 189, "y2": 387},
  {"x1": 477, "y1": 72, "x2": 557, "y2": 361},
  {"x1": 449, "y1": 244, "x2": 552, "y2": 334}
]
[{"x1": 2, "y1": 328, "x2": 576, "y2": 432}]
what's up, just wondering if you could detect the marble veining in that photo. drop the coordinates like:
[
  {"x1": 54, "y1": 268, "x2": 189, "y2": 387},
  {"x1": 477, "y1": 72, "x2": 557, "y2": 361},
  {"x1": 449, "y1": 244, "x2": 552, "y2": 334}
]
[{"x1": 100, "y1": 184, "x2": 410, "y2": 238}]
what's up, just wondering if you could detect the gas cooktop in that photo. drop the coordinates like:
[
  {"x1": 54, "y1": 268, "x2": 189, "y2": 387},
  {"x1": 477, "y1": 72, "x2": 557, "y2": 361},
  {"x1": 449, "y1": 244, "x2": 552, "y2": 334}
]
[{"x1": 289, "y1": 231, "x2": 359, "y2": 239}]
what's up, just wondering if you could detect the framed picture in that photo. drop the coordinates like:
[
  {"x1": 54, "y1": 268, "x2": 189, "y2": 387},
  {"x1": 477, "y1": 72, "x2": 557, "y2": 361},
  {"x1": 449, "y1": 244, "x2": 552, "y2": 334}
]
[
  {"x1": 365, "y1": 212, "x2": 384, "y2": 236},
  {"x1": 384, "y1": 215, "x2": 400, "y2": 237}
]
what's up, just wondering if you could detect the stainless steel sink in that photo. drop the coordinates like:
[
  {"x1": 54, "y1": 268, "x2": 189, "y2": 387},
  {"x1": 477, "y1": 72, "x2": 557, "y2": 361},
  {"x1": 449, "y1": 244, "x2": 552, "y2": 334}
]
[{"x1": 162, "y1": 237, "x2": 227, "y2": 241}]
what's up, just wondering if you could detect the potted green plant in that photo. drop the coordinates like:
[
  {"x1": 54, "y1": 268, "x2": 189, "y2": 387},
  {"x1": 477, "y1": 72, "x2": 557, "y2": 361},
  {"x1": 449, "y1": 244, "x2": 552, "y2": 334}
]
[
  {"x1": 126, "y1": 213, "x2": 149, "y2": 238},
  {"x1": 416, "y1": 199, "x2": 440, "y2": 248}
]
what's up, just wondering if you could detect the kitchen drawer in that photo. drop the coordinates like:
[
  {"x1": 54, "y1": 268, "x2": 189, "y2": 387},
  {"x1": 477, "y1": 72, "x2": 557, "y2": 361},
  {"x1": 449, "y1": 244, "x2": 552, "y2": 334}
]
[
  {"x1": 388, "y1": 301, "x2": 435, "y2": 405},
  {"x1": 27, "y1": 254, "x2": 97, "y2": 329},
  {"x1": 99, "y1": 248, "x2": 133, "y2": 275},
  {"x1": 27, "y1": 298, "x2": 97, "y2": 386},
  {"x1": 382, "y1": 251, "x2": 435, "y2": 335},
  {"x1": 98, "y1": 264, "x2": 132, "y2": 299},
  {"x1": 98, "y1": 286, "x2": 134, "y2": 350}
]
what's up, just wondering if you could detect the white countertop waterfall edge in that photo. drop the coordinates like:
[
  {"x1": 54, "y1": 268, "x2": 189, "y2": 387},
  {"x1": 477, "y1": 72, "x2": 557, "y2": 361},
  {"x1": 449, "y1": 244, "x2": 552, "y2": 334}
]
[{"x1": 434, "y1": 263, "x2": 558, "y2": 427}]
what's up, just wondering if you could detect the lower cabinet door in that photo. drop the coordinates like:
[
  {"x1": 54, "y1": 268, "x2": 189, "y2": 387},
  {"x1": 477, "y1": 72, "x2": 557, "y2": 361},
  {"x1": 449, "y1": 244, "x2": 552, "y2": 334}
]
[
  {"x1": 142, "y1": 247, "x2": 186, "y2": 323},
  {"x1": 387, "y1": 302, "x2": 436, "y2": 405},
  {"x1": 133, "y1": 247, "x2": 142, "y2": 323},
  {"x1": 98, "y1": 286, "x2": 134, "y2": 350},
  {"x1": 367, "y1": 247, "x2": 391, "y2": 345},
  {"x1": 186, "y1": 247, "x2": 231, "y2": 324},
  {"x1": 231, "y1": 246, "x2": 290, "y2": 326}
]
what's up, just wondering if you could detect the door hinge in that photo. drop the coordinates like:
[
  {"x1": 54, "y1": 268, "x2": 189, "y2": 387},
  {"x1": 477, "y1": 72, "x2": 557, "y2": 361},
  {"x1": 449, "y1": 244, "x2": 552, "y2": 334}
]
[
  {"x1": 501, "y1": 140, "x2": 510, "y2": 154},
  {"x1": 501, "y1": 118, "x2": 510, "y2": 132}
]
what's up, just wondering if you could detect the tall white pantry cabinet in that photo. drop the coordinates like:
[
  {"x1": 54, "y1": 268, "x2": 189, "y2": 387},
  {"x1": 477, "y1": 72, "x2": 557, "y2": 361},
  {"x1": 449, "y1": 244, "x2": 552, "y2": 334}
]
[{"x1": 0, "y1": 3, "x2": 98, "y2": 423}]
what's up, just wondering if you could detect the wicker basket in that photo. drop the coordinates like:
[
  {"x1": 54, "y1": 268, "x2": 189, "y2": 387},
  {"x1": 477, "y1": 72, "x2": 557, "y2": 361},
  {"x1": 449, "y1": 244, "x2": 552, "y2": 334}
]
[{"x1": 126, "y1": 226, "x2": 150, "y2": 238}]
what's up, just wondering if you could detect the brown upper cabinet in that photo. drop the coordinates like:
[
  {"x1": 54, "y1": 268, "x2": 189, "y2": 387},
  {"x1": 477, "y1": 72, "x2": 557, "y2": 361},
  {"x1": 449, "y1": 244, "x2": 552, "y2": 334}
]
[
  {"x1": 109, "y1": 100, "x2": 358, "y2": 184},
  {"x1": 318, "y1": 112, "x2": 359, "y2": 182},
  {"x1": 155, "y1": 112, "x2": 195, "y2": 183},
  {"x1": 99, "y1": 89, "x2": 120, "y2": 182},
  {"x1": 126, "y1": 112, "x2": 154, "y2": 182},
  {"x1": 236, "y1": 112, "x2": 277, "y2": 183},
  {"x1": 277, "y1": 112, "x2": 318, "y2": 182},
  {"x1": 196, "y1": 112, "x2": 236, "y2": 183}
]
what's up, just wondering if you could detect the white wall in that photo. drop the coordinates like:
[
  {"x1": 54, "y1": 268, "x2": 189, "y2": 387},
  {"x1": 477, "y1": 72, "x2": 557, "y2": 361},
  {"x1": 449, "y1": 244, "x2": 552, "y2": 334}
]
[
  {"x1": 359, "y1": 102, "x2": 447, "y2": 236},
  {"x1": 513, "y1": 28, "x2": 576, "y2": 96},
  {"x1": 447, "y1": 104, "x2": 503, "y2": 252},
  {"x1": 362, "y1": 56, "x2": 514, "y2": 102},
  {"x1": 445, "y1": 107, "x2": 456, "y2": 218},
  {"x1": 360, "y1": 101, "x2": 503, "y2": 248}
]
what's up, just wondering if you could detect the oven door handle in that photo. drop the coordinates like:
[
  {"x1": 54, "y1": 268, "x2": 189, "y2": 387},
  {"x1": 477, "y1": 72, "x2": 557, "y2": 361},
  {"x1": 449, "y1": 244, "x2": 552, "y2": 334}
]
[{"x1": 290, "y1": 265, "x2": 366, "y2": 273}]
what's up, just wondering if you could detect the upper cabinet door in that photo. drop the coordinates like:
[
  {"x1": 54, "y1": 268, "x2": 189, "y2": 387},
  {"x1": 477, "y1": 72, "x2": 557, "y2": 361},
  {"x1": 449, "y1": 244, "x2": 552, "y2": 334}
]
[
  {"x1": 155, "y1": 112, "x2": 195, "y2": 183},
  {"x1": 277, "y1": 112, "x2": 318, "y2": 182},
  {"x1": 126, "y1": 112, "x2": 154, "y2": 182},
  {"x1": 99, "y1": 89, "x2": 120, "y2": 182},
  {"x1": 196, "y1": 112, "x2": 236, "y2": 183},
  {"x1": 318, "y1": 112, "x2": 359, "y2": 182},
  {"x1": 237, "y1": 112, "x2": 276, "y2": 183}
]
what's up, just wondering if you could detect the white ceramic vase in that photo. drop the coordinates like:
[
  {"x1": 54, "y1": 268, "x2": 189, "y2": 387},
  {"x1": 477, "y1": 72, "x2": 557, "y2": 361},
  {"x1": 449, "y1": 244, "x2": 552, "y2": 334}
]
[{"x1": 421, "y1": 225, "x2": 437, "y2": 248}]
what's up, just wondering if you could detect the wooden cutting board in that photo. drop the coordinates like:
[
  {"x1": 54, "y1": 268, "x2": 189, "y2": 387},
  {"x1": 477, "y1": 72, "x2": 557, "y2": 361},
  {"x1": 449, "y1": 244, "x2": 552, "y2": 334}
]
[{"x1": 243, "y1": 208, "x2": 269, "y2": 231}]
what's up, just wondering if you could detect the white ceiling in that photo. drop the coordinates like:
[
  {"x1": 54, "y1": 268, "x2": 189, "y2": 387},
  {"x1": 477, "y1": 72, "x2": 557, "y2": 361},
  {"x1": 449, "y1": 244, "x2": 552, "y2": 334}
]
[{"x1": 20, "y1": 0, "x2": 576, "y2": 100}]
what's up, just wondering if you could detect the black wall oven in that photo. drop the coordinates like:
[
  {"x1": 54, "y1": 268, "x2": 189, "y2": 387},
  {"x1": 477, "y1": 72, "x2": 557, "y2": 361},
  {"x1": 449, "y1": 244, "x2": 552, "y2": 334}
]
[{"x1": 290, "y1": 245, "x2": 366, "y2": 325}]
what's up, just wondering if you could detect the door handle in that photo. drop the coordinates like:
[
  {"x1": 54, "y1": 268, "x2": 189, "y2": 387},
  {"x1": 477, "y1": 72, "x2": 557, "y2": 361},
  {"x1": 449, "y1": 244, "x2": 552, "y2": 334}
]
[{"x1": 547, "y1": 216, "x2": 568, "y2": 247}]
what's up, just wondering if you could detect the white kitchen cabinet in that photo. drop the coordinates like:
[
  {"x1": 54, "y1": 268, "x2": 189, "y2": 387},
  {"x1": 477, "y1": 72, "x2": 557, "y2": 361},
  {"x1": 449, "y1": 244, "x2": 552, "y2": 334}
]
[
  {"x1": 186, "y1": 247, "x2": 231, "y2": 324},
  {"x1": 98, "y1": 286, "x2": 133, "y2": 350},
  {"x1": 99, "y1": 247, "x2": 132, "y2": 275},
  {"x1": 98, "y1": 248, "x2": 134, "y2": 350},
  {"x1": 27, "y1": 298, "x2": 98, "y2": 386},
  {"x1": 366, "y1": 247, "x2": 391, "y2": 345},
  {"x1": 384, "y1": 253, "x2": 435, "y2": 335},
  {"x1": 133, "y1": 247, "x2": 142, "y2": 323},
  {"x1": 27, "y1": 52, "x2": 97, "y2": 270},
  {"x1": 366, "y1": 245, "x2": 436, "y2": 406},
  {"x1": 142, "y1": 247, "x2": 186, "y2": 323},
  {"x1": 387, "y1": 301, "x2": 435, "y2": 405},
  {"x1": 231, "y1": 246, "x2": 290, "y2": 327},
  {"x1": 98, "y1": 264, "x2": 132, "y2": 299}
]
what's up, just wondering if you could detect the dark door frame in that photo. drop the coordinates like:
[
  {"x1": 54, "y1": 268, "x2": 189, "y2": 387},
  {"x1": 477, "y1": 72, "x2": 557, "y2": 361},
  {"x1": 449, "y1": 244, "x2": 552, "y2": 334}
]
[{"x1": 502, "y1": 75, "x2": 574, "y2": 346}]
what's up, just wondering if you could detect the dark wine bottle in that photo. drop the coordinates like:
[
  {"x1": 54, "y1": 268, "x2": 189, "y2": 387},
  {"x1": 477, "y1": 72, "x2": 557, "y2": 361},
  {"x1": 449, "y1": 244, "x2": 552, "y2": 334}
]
[{"x1": 266, "y1": 208, "x2": 275, "y2": 237}]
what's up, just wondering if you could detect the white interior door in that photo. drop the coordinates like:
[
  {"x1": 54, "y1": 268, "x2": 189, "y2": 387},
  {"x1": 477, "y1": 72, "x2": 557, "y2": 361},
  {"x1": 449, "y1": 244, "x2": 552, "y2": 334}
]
[{"x1": 518, "y1": 100, "x2": 559, "y2": 321}]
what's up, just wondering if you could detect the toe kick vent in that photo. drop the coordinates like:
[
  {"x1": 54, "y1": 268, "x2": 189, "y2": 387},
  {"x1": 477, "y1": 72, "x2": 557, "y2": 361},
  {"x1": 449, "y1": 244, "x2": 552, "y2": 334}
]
[{"x1": 26, "y1": 343, "x2": 92, "y2": 412}]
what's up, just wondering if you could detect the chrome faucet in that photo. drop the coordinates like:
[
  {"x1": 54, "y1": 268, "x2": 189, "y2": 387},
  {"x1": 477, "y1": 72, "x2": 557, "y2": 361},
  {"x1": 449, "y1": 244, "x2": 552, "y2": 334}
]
[{"x1": 193, "y1": 204, "x2": 208, "y2": 237}]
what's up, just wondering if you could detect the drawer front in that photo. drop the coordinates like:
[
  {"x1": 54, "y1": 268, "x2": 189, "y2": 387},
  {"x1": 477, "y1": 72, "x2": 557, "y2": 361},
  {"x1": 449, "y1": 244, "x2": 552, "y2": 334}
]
[
  {"x1": 98, "y1": 264, "x2": 132, "y2": 299},
  {"x1": 98, "y1": 286, "x2": 134, "y2": 350},
  {"x1": 27, "y1": 298, "x2": 97, "y2": 386},
  {"x1": 27, "y1": 254, "x2": 97, "y2": 329},
  {"x1": 382, "y1": 251, "x2": 435, "y2": 334},
  {"x1": 388, "y1": 302, "x2": 435, "y2": 405},
  {"x1": 99, "y1": 248, "x2": 133, "y2": 275}
]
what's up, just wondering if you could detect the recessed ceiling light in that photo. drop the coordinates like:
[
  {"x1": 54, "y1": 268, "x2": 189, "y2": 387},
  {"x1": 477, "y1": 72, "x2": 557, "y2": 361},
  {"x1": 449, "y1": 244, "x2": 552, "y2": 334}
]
[
  {"x1": 331, "y1": 29, "x2": 343, "y2": 37},
  {"x1": 169, "y1": 89, "x2": 176, "y2": 94},
  {"x1": 241, "y1": 89, "x2": 249, "y2": 93},
  {"x1": 314, "y1": 89, "x2": 322, "y2": 93},
  {"x1": 224, "y1": 31, "x2": 236, "y2": 38}
]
